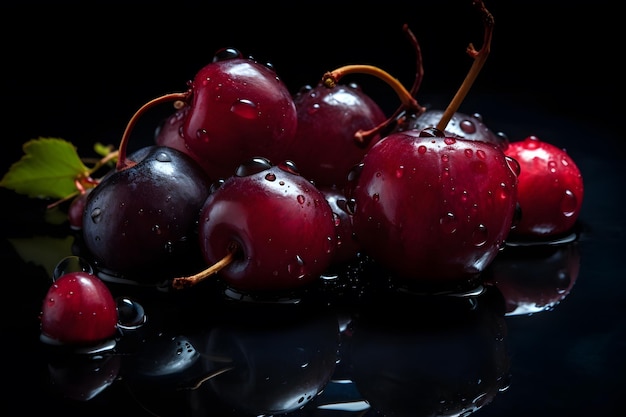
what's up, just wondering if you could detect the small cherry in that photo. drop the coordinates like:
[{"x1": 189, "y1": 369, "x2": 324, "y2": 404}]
[
  {"x1": 504, "y1": 135, "x2": 584, "y2": 238},
  {"x1": 40, "y1": 271, "x2": 118, "y2": 346}
]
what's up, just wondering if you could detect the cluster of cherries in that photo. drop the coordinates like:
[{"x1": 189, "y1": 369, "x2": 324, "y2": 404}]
[{"x1": 40, "y1": 1, "x2": 583, "y2": 349}]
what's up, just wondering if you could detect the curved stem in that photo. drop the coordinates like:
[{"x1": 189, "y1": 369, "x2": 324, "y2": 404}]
[
  {"x1": 323, "y1": 65, "x2": 420, "y2": 111},
  {"x1": 171, "y1": 249, "x2": 236, "y2": 290},
  {"x1": 436, "y1": 0, "x2": 494, "y2": 132},
  {"x1": 323, "y1": 63, "x2": 422, "y2": 146},
  {"x1": 116, "y1": 92, "x2": 189, "y2": 171}
]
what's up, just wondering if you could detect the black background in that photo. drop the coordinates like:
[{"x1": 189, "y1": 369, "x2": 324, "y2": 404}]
[
  {"x1": 1, "y1": 1, "x2": 624, "y2": 416},
  {"x1": 0, "y1": 0, "x2": 622, "y2": 168}
]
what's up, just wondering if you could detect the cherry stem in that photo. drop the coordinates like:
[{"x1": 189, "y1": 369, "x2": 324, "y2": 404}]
[
  {"x1": 171, "y1": 248, "x2": 236, "y2": 290},
  {"x1": 323, "y1": 65, "x2": 419, "y2": 111},
  {"x1": 115, "y1": 92, "x2": 189, "y2": 171},
  {"x1": 436, "y1": 0, "x2": 494, "y2": 132},
  {"x1": 323, "y1": 64, "x2": 422, "y2": 145}
]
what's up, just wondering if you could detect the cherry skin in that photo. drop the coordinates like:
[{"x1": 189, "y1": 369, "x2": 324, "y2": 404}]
[
  {"x1": 346, "y1": 128, "x2": 519, "y2": 286},
  {"x1": 156, "y1": 48, "x2": 298, "y2": 180},
  {"x1": 286, "y1": 82, "x2": 387, "y2": 188},
  {"x1": 82, "y1": 146, "x2": 211, "y2": 281},
  {"x1": 397, "y1": 108, "x2": 509, "y2": 150},
  {"x1": 40, "y1": 271, "x2": 118, "y2": 346},
  {"x1": 196, "y1": 158, "x2": 337, "y2": 293},
  {"x1": 320, "y1": 185, "x2": 360, "y2": 266},
  {"x1": 504, "y1": 135, "x2": 584, "y2": 238}
]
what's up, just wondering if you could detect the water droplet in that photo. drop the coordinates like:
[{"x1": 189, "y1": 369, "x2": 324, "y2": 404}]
[
  {"x1": 265, "y1": 172, "x2": 276, "y2": 181},
  {"x1": 440, "y1": 212, "x2": 458, "y2": 234},
  {"x1": 464, "y1": 148, "x2": 473, "y2": 158},
  {"x1": 307, "y1": 103, "x2": 321, "y2": 115},
  {"x1": 505, "y1": 156, "x2": 521, "y2": 176},
  {"x1": 372, "y1": 193, "x2": 380, "y2": 202},
  {"x1": 498, "y1": 182, "x2": 510, "y2": 200},
  {"x1": 460, "y1": 119, "x2": 477, "y2": 134},
  {"x1": 476, "y1": 149, "x2": 486, "y2": 159},
  {"x1": 395, "y1": 166, "x2": 404, "y2": 178},
  {"x1": 472, "y1": 224, "x2": 488, "y2": 246},
  {"x1": 418, "y1": 145, "x2": 427, "y2": 154},
  {"x1": 560, "y1": 189, "x2": 578, "y2": 217},
  {"x1": 152, "y1": 225, "x2": 162, "y2": 235},
  {"x1": 230, "y1": 99, "x2": 258, "y2": 119},
  {"x1": 196, "y1": 129, "x2": 209, "y2": 143},
  {"x1": 561, "y1": 158, "x2": 570, "y2": 167},
  {"x1": 441, "y1": 154, "x2": 449, "y2": 163},
  {"x1": 90, "y1": 207, "x2": 102, "y2": 223},
  {"x1": 236, "y1": 157, "x2": 272, "y2": 176},
  {"x1": 117, "y1": 297, "x2": 146, "y2": 329},
  {"x1": 53, "y1": 256, "x2": 94, "y2": 281},
  {"x1": 548, "y1": 160, "x2": 557, "y2": 173},
  {"x1": 297, "y1": 195, "x2": 305, "y2": 204},
  {"x1": 155, "y1": 152, "x2": 171, "y2": 162},
  {"x1": 525, "y1": 135, "x2": 540, "y2": 149},
  {"x1": 444, "y1": 137, "x2": 456, "y2": 145}
]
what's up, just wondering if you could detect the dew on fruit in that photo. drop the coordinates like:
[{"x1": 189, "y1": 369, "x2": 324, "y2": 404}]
[
  {"x1": 53, "y1": 256, "x2": 94, "y2": 281},
  {"x1": 418, "y1": 145, "x2": 427, "y2": 154},
  {"x1": 372, "y1": 193, "x2": 380, "y2": 202},
  {"x1": 441, "y1": 154, "x2": 450, "y2": 162},
  {"x1": 444, "y1": 137, "x2": 456, "y2": 145},
  {"x1": 464, "y1": 148, "x2": 473, "y2": 158},
  {"x1": 472, "y1": 224, "x2": 488, "y2": 246},
  {"x1": 440, "y1": 212, "x2": 458, "y2": 234},
  {"x1": 395, "y1": 166, "x2": 404, "y2": 178},
  {"x1": 152, "y1": 224, "x2": 162, "y2": 235},
  {"x1": 307, "y1": 103, "x2": 321, "y2": 115},
  {"x1": 265, "y1": 172, "x2": 276, "y2": 181},
  {"x1": 561, "y1": 189, "x2": 578, "y2": 217},
  {"x1": 196, "y1": 128, "x2": 210, "y2": 143},
  {"x1": 297, "y1": 194, "x2": 305, "y2": 204},
  {"x1": 90, "y1": 208, "x2": 102, "y2": 223},
  {"x1": 155, "y1": 152, "x2": 171, "y2": 162},
  {"x1": 460, "y1": 119, "x2": 477, "y2": 134},
  {"x1": 548, "y1": 160, "x2": 558, "y2": 173},
  {"x1": 476, "y1": 150, "x2": 487, "y2": 159},
  {"x1": 230, "y1": 99, "x2": 258, "y2": 120},
  {"x1": 116, "y1": 297, "x2": 146, "y2": 330}
]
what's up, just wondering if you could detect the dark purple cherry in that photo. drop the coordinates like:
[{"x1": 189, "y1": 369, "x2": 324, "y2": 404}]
[
  {"x1": 286, "y1": 82, "x2": 387, "y2": 187},
  {"x1": 82, "y1": 146, "x2": 211, "y2": 282}
]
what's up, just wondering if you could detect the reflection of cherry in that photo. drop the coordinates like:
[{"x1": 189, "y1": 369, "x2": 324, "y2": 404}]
[
  {"x1": 347, "y1": 286, "x2": 510, "y2": 416},
  {"x1": 484, "y1": 240, "x2": 581, "y2": 316},
  {"x1": 46, "y1": 350, "x2": 121, "y2": 401},
  {"x1": 199, "y1": 304, "x2": 340, "y2": 415}
]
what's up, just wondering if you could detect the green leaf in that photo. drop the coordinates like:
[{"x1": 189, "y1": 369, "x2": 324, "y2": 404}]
[
  {"x1": 9, "y1": 235, "x2": 75, "y2": 278},
  {"x1": 0, "y1": 137, "x2": 89, "y2": 199}
]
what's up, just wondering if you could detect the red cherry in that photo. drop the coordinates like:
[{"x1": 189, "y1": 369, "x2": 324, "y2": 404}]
[
  {"x1": 40, "y1": 271, "x2": 118, "y2": 345},
  {"x1": 287, "y1": 82, "x2": 387, "y2": 188},
  {"x1": 155, "y1": 48, "x2": 298, "y2": 180},
  {"x1": 504, "y1": 135, "x2": 584, "y2": 238},
  {"x1": 347, "y1": 129, "x2": 518, "y2": 285},
  {"x1": 173, "y1": 158, "x2": 337, "y2": 293}
]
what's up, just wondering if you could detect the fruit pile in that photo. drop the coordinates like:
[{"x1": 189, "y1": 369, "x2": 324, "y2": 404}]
[{"x1": 0, "y1": 1, "x2": 584, "y2": 349}]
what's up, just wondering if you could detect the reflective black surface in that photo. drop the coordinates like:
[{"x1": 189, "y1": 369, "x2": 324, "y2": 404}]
[{"x1": 1, "y1": 1, "x2": 623, "y2": 416}]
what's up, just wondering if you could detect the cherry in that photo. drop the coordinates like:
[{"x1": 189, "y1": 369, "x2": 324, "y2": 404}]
[
  {"x1": 347, "y1": 128, "x2": 518, "y2": 286},
  {"x1": 320, "y1": 185, "x2": 360, "y2": 266},
  {"x1": 40, "y1": 271, "x2": 118, "y2": 346},
  {"x1": 151, "y1": 47, "x2": 298, "y2": 180},
  {"x1": 504, "y1": 135, "x2": 584, "y2": 238},
  {"x1": 286, "y1": 82, "x2": 387, "y2": 188},
  {"x1": 397, "y1": 108, "x2": 509, "y2": 149},
  {"x1": 172, "y1": 158, "x2": 337, "y2": 294},
  {"x1": 81, "y1": 145, "x2": 211, "y2": 282}
]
